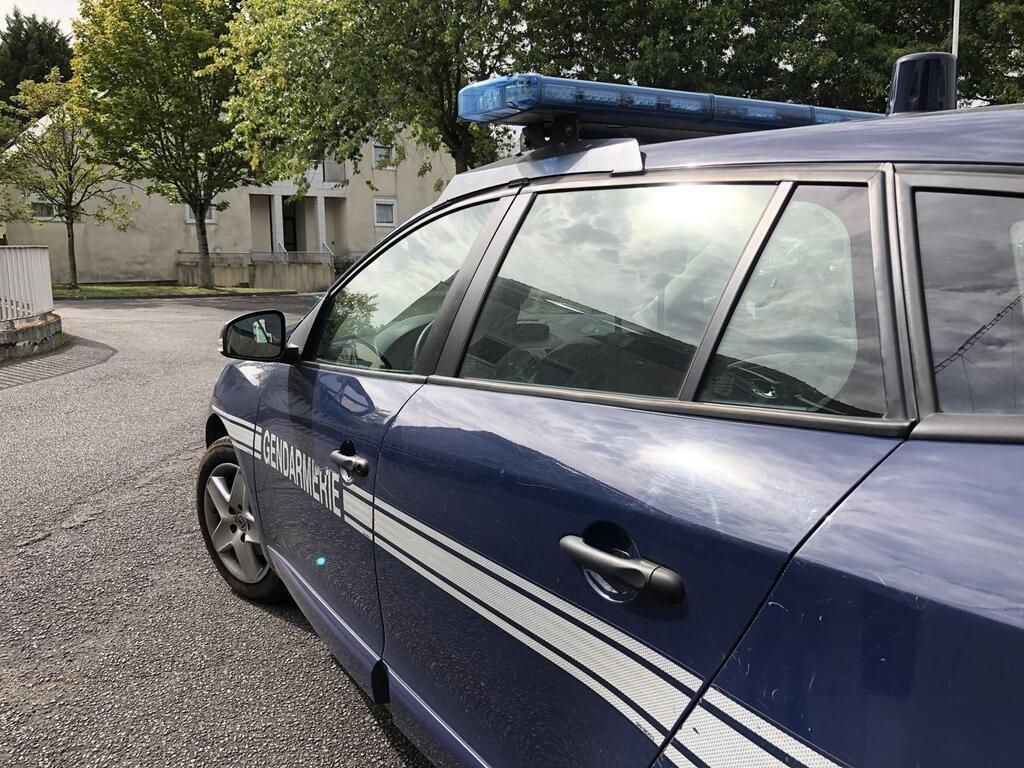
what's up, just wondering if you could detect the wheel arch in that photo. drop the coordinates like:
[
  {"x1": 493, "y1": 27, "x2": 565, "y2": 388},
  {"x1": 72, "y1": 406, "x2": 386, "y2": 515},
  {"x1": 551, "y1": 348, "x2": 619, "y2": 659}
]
[{"x1": 205, "y1": 414, "x2": 228, "y2": 447}]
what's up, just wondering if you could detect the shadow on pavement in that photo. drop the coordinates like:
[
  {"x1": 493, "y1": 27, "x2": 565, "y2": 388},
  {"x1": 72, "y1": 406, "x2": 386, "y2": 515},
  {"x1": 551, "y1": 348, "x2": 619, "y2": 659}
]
[
  {"x1": 0, "y1": 335, "x2": 117, "y2": 390},
  {"x1": 256, "y1": 598, "x2": 433, "y2": 767},
  {"x1": 256, "y1": 598, "x2": 317, "y2": 636},
  {"x1": 333, "y1": 658, "x2": 435, "y2": 768}
]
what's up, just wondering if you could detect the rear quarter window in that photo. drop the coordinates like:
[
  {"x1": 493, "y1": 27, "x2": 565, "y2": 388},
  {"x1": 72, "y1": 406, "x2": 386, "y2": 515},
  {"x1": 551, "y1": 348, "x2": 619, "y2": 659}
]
[
  {"x1": 916, "y1": 191, "x2": 1024, "y2": 414},
  {"x1": 698, "y1": 185, "x2": 886, "y2": 417}
]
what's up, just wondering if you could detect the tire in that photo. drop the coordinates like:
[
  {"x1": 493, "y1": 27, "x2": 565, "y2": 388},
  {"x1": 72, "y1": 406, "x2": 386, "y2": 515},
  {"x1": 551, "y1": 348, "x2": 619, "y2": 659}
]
[{"x1": 196, "y1": 436, "x2": 288, "y2": 603}]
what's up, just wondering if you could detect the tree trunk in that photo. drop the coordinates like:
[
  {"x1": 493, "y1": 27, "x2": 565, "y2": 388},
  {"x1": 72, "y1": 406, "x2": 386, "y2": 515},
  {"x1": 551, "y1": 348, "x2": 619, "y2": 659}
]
[
  {"x1": 453, "y1": 147, "x2": 469, "y2": 174},
  {"x1": 194, "y1": 203, "x2": 213, "y2": 289},
  {"x1": 65, "y1": 219, "x2": 78, "y2": 289}
]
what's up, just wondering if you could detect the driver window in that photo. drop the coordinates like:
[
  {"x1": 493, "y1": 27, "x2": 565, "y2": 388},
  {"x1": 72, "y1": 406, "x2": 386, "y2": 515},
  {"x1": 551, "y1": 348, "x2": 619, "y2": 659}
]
[
  {"x1": 697, "y1": 185, "x2": 886, "y2": 416},
  {"x1": 312, "y1": 201, "x2": 498, "y2": 372}
]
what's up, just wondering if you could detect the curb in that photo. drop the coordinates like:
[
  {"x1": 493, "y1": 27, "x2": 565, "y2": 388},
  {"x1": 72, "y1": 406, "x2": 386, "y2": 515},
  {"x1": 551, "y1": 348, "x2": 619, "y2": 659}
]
[
  {"x1": 0, "y1": 312, "x2": 68, "y2": 362},
  {"x1": 54, "y1": 290, "x2": 300, "y2": 301}
]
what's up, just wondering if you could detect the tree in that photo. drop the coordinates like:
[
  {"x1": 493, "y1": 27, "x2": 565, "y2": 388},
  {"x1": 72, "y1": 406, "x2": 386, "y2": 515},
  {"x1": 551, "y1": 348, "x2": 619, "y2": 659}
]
[
  {"x1": 526, "y1": 1, "x2": 1024, "y2": 113},
  {"x1": 520, "y1": 1, "x2": 746, "y2": 94},
  {"x1": 958, "y1": 0, "x2": 1024, "y2": 105},
  {"x1": 8, "y1": 70, "x2": 133, "y2": 289},
  {"x1": 726, "y1": 0, "x2": 950, "y2": 112},
  {"x1": 222, "y1": 0, "x2": 520, "y2": 184},
  {"x1": 73, "y1": 0, "x2": 262, "y2": 289},
  {"x1": 224, "y1": 0, "x2": 1022, "y2": 188},
  {"x1": 0, "y1": 9, "x2": 72, "y2": 111}
]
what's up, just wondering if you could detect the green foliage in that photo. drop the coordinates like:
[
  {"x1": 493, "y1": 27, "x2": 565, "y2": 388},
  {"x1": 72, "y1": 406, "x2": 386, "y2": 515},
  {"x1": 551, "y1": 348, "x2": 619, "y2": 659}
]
[
  {"x1": 0, "y1": 106, "x2": 24, "y2": 218},
  {"x1": 320, "y1": 289, "x2": 379, "y2": 343},
  {"x1": 733, "y1": 0, "x2": 949, "y2": 112},
  {"x1": 73, "y1": 0, "x2": 265, "y2": 287},
  {"x1": 520, "y1": 1, "x2": 746, "y2": 93},
  {"x1": 222, "y1": 0, "x2": 519, "y2": 182},
  {"x1": 223, "y1": 0, "x2": 1022, "y2": 187},
  {"x1": 960, "y1": 0, "x2": 1024, "y2": 104},
  {"x1": 525, "y1": 0, "x2": 1023, "y2": 112},
  {"x1": 0, "y1": 9, "x2": 72, "y2": 110},
  {"x1": 8, "y1": 70, "x2": 134, "y2": 288}
]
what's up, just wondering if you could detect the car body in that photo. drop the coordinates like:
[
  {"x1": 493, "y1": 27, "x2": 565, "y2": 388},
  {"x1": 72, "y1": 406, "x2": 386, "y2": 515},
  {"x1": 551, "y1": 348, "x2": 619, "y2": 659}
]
[{"x1": 200, "y1": 103, "x2": 1024, "y2": 768}]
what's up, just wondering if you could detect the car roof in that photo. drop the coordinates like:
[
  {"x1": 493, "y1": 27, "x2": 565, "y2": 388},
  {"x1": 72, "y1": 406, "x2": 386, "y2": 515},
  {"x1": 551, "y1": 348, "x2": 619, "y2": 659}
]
[
  {"x1": 439, "y1": 105, "x2": 1024, "y2": 203},
  {"x1": 643, "y1": 104, "x2": 1024, "y2": 171}
]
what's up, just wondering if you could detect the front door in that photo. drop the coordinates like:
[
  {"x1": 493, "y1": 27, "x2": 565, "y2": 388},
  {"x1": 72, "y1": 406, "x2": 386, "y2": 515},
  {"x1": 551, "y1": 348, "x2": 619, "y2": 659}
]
[
  {"x1": 282, "y1": 199, "x2": 298, "y2": 252},
  {"x1": 373, "y1": 179, "x2": 904, "y2": 767},
  {"x1": 253, "y1": 198, "x2": 506, "y2": 694}
]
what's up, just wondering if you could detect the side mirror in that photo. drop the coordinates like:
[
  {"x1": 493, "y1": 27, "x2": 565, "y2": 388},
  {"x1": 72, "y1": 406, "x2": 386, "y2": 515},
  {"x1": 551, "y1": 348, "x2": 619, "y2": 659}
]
[{"x1": 219, "y1": 310, "x2": 289, "y2": 361}]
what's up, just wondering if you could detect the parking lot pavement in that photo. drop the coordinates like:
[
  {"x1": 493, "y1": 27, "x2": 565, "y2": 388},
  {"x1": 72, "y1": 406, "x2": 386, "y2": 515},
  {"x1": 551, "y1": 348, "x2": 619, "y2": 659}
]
[{"x1": 0, "y1": 296, "x2": 432, "y2": 768}]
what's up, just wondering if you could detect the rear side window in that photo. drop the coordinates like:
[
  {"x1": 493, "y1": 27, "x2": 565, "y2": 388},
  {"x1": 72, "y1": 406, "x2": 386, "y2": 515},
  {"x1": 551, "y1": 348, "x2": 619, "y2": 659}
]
[
  {"x1": 916, "y1": 191, "x2": 1024, "y2": 414},
  {"x1": 459, "y1": 184, "x2": 774, "y2": 398},
  {"x1": 313, "y1": 201, "x2": 497, "y2": 372},
  {"x1": 698, "y1": 185, "x2": 886, "y2": 417}
]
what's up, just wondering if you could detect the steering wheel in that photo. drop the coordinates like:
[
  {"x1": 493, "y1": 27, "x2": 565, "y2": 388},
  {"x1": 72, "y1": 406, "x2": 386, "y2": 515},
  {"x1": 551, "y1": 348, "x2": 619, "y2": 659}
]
[
  {"x1": 335, "y1": 333, "x2": 393, "y2": 370},
  {"x1": 412, "y1": 320, "x2": 434, "y2": 365}
]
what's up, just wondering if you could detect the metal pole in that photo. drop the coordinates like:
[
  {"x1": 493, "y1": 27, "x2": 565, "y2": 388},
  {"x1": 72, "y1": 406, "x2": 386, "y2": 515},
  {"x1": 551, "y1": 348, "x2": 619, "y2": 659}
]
[{"x1": 952, "y1": 0, "x2": 961, "y2": 58}]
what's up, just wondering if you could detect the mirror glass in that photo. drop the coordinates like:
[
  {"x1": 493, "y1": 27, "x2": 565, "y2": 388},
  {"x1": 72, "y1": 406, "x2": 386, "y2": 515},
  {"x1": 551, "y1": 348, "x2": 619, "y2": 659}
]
[{"x1": 222, "y1": 311, "x2": 285, "y2": 360}]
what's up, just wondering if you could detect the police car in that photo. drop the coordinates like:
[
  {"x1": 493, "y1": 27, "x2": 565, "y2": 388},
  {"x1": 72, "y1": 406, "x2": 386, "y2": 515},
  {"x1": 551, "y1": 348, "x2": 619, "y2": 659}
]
[{"x1": 197, "y1": 52, "x2": 1024, "y2": 767}]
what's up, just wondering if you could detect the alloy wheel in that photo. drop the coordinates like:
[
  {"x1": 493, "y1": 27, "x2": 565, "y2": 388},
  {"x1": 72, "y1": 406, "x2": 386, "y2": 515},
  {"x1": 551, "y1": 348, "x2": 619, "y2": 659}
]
[{"x1": 203, "y1": 462, "x2": 270, "y2": 583}]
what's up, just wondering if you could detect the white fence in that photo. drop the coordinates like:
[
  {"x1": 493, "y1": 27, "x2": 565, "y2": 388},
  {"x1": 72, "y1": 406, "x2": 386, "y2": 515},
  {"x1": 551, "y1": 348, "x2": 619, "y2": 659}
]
[{"x1": 0, "y1": 246, "x2": 53, "y2": 321}]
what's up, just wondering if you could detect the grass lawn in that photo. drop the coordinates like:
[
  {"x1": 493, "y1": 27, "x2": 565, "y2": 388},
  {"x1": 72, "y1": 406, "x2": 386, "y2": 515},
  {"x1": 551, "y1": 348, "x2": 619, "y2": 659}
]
[{"x1": 53, "y1": 283, "x2": 294, "y2": 300}]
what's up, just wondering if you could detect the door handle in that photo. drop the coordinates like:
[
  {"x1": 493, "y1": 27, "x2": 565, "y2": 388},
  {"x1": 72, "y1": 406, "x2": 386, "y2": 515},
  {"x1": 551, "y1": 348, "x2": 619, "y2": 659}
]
[
  {"x1": 559, "y1": 535, "x2": 685, "y2": 604},
  {"x1": 330, "y1": 448, "x2": 369, "y2": 477}
]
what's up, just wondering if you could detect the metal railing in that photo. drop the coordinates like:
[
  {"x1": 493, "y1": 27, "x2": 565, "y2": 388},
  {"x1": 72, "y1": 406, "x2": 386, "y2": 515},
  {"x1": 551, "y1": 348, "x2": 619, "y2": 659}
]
[
  {"x1": 0, "y1": 246, "x2": 53, "y2": 321},
  {"x1": 251, "y1": 250, "x2": 334, "y2": 266},
  {"x1": 174, "y1": 251, "x2": 250, "y2": 266},
  {"x1": 177, "y1": 250, "x2": 334, "y2": 267},
  {"x1": 322, "y1": 157, "x2": 346, "y2": 184}
]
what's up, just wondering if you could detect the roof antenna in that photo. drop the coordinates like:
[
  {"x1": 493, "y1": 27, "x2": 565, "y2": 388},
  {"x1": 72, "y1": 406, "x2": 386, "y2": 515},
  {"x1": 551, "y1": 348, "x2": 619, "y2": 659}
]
[{"x1": 887, "y1": 52, "x2": 958, "y2": 114}]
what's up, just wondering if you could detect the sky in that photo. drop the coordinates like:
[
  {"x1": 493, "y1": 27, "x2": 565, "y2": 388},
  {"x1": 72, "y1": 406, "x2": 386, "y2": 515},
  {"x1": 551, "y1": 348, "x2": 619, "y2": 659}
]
[{"x1": 0, "y1": 0, "x2": 79, "y2": 34}]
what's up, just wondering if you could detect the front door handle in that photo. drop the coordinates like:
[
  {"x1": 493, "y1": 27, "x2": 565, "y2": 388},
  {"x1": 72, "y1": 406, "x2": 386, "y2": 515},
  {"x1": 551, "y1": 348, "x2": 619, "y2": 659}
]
[
  {"x1": 330, "y1": 446, "x2": 369, "y2": 477},
  {"x1": 559, "y1": 535, "x2": 685, "y2": 604}
]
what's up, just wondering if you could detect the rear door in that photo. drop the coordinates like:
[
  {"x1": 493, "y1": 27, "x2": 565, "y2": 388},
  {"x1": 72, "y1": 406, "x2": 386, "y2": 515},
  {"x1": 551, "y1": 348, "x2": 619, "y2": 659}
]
[
  {"x1": 372, "y1": 171, "x2": 908, "y2": 767},
  {"x1": 252, "y1": 197, "x2": 510, "y2": 694},
  {"x1": 654, "y1": 169, "x2": 1024, "y2": 768}
]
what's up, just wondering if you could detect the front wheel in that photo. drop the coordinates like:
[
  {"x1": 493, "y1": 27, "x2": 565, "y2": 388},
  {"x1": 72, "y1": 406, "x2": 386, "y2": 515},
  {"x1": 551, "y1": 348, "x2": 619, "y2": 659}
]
[{"x1": 196, "y1": 436, "x2": 288, "y2": 602}]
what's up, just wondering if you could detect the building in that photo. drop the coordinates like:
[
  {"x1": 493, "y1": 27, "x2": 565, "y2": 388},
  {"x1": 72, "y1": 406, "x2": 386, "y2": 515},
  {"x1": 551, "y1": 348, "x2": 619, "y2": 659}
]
[{"x1": 7, "y1": 140, "x2": 454, "y2": 287}]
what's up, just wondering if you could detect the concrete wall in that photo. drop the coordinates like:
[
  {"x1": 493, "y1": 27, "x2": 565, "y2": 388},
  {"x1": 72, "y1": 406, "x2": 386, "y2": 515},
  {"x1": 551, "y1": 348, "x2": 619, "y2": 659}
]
[
  {"x1": 341, "y1": 140, "x2": 455, "y2": 260},
  {"x1": 177, "y1": 261, "x2": 334, "y2": 293},
  {"x1": 249, "y1": 195, "x2": 272, "y2": 251},
  {"x1": 6, "y1": 138, "x2": 454, "y2": 284},
  {"x1": 7, "y1": 185, "x2": 254, "y2": 284},
  {"x1": 326, "y1": 197, "x2": 346, "y2": 258}
]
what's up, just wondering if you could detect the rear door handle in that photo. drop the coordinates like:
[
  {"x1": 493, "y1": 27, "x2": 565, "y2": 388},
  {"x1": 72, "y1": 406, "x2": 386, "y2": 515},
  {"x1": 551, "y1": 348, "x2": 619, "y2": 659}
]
[
  {"x1": 559, "y1": 535, "x2": 685, "y2": 604},
  {"x1": 330, "y1": 447, "x2": 369, "y2": 477}
]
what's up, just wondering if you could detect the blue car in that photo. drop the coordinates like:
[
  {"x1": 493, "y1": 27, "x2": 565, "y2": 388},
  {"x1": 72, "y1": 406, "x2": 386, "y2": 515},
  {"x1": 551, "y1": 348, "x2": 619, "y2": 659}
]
[{"x1": 197, "y1": 57, "x2": 1024, "y2": 767}]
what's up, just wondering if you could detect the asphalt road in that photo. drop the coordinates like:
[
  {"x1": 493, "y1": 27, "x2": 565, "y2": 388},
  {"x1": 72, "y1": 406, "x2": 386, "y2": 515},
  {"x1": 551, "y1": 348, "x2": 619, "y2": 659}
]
[{"x1": 0, "y1": 296, "x2": 432, "y2": 768}]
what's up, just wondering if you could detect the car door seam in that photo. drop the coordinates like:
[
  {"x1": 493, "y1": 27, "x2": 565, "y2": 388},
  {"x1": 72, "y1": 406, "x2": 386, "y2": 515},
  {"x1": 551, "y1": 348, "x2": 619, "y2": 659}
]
[{"x1": 645, "y1": 438, "x2": 909, "y2": 768}]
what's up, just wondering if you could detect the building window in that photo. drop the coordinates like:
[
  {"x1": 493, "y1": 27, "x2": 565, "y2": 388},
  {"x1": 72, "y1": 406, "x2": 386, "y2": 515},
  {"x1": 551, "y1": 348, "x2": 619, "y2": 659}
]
[
  {"x1": 322, "y1": 155, "x2": 346, "y2": 183},
  {"x1": 373, "y1": 143, "x2": 396, "y2": 168},
  {"x1": 31, "y1": 201, "x2": 56, "y2": 219},
  {"x1": 185, "y1": 204, "x2": 216, "y2": 224},
  {"x1": 374, "y1": 199, "x2": 397, "y2": 227}
]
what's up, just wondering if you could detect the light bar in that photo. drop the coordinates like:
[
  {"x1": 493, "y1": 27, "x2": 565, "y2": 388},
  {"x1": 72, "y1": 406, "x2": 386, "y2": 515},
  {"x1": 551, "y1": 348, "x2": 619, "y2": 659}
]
[{"x1": 458, "y1": 73, "x2": 880, "y2": 138}]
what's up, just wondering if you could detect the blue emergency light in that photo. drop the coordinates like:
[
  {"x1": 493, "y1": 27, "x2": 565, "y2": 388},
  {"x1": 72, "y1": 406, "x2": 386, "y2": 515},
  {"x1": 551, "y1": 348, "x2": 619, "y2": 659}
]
[{"x1": 458, "y1": 73, "x2": 881, "y2": 144}]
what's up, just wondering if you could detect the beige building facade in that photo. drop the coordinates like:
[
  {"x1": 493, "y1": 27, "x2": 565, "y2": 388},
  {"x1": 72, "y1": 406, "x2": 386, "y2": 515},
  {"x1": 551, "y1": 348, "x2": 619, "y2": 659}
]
[{"x1": 7, "y1": 140, "x2": 454, "y2": 285}]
